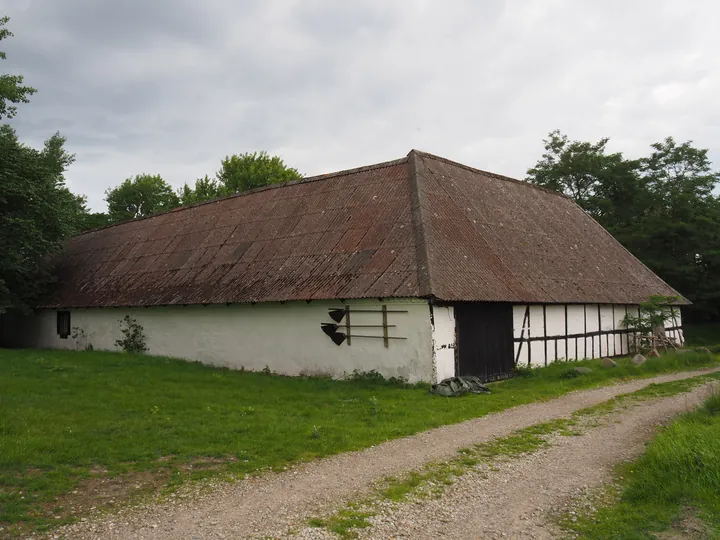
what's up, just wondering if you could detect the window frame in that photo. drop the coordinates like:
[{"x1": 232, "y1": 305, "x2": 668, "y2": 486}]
[{"x1": 57, "y1": 311, "x2": 71, "y2": 339}]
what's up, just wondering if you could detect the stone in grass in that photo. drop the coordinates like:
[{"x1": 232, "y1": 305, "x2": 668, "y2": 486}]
[
  {"x1": 601, "y1": 357, "x2": 618, "y2": 368},
  {"x1": 647, "y1": 348, "x2": 661, "y2": 358},
  {"x1": 631, "y1": 353, "x2": 647, "y2": 366},
  {"x1": 695, "y1": 347, "x2": 712, "y2": 355},
  {"x1": 573, "y1": 366, "x2": 593, "y2": 374}
]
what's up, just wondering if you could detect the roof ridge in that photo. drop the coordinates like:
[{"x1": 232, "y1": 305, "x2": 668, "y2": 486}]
[
  {"x1": 409, "y1": 149, "x2": 573, "y2": 200},
  {"x1": 72, "y1": 156, "x2": 409, "y2": 238},
  {"x1": 406, "y1": 151, "x2": 434, "y2": 298}
]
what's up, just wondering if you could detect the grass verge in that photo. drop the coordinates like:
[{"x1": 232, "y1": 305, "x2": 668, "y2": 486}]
[
  {"x1": 560, "y1": 383, "x2": 720, "y2": 539},
  {"x1": 306, "y1": 373, "x2": 720, "y2": 538},
  {"x1": 0, "y1": 348, "x2": 717, "y2": 537}
]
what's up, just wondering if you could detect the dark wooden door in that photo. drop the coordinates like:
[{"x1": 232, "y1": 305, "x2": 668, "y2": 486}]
[{"x1": 456, "y1": 303, "x2": 514, "y2": 381}]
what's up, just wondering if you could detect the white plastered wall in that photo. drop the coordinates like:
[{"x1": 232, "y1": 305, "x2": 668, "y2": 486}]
[
  {"x1": 430, "y1": 305, "x2": 455, "y2": 383},
  {"x1": 513, "y1": 304, "x2": 684, "y2": 367},
  {"x1": 11, "y1": 298, "x2": 437, "y2": 383}
]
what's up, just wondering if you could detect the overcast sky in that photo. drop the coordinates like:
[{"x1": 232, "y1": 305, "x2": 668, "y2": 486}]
[{"x1": 2, "y1": 0, "x2": 718, "y2": 211}]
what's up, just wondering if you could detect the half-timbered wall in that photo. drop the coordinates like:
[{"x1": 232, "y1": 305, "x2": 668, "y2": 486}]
[{"x1": 513, "y1": 304, "x2": 684, "y2": 367}]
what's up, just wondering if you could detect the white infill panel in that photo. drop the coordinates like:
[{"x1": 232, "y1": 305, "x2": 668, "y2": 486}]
[
  {"x1": 599, "y1": 304, "x2": 614, "y2": 357},
  {"x1": 584, "y1": 304, "x2": 600, "y2": 359},
  {"x1": 545, "y1": 305, "x2": 566, "y2": 362},
  {"x1": 432, "y1": 306, "x2": 456, "y2": 383},
  {"x1": 566, "y1": 305, "x2": 585, "y2": 360},
  {"x1": 614, "y1": 305, "x2": 631, "y2": 356},
  {"x1": 529, "y1": 305, "x2": 546, "y2": 367},
  {"x1": 513, "y1": 305, "x2": 530, "y2": 367},
  {"x1": 666, "y1": 306, "x2": 684, "y2": 346}
]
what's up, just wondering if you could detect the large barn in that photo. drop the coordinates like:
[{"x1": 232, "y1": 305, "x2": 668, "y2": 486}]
[{"x1": 3, "y1": 150, "x2": 686, "y2": 383}]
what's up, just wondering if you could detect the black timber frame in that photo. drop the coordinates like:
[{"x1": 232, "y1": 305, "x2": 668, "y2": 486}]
[{"x1": 512, "y1": 302, "x2": 683, "y2": 367}]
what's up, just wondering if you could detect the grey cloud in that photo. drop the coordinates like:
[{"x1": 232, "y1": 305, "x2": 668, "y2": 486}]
[{"x1": 1, "y1": 0, "x2": 718, "y2": 211}]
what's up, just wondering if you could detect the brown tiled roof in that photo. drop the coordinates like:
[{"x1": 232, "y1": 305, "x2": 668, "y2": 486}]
[
  {"x1": 409, "y1": 151, "x2": 685, "y2": 304},
  {"x1": 41, "y1": 151, "x2": 685, "y2": 308}
]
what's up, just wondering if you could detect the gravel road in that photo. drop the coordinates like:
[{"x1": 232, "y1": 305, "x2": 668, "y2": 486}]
[
  {"x1": 331, "y1": 380, "x2": 717, "y2": 539},
  {"x1": 55, "y1": 367, "x2": 720, "y2": 540}
]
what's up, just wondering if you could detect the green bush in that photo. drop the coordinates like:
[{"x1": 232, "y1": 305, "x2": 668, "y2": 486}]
[{"x1": 114, "y1": 315, "x2": 147, "y2": 354}]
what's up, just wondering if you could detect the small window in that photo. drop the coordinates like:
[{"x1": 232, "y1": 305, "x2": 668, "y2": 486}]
[{"x1": 57, "y1": 311, "x2": 71, "y2": 339}]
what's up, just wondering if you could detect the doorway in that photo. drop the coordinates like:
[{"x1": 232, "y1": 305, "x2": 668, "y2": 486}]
[{"x1": 455, "y1": 302, "x2": 514, "y2": 381}]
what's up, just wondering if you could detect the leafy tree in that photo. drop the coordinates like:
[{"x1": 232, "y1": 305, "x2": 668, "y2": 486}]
[
  {"x1": 0, "y1": 126, "x2": 80, "y2": 312},
  {"x1": 633, "y1": 138, "x2": 720, "y2": 322},
  {"x1": 525, "y1": 130, "x2": 646, "y2": 222},
  {"x1": 0, "y1": 17, "x2": 36, "y2": 119},
  {"x1": 77, "y1": 211, "x2": 110, "y2": 231},
  {"x1": 641, "y1": 137, "x2": 718, "y2": 198},
  {"x1": 217, "y1": 151, "x2": 302, "y2": 194},
  {"x1": 0, "y1": 18, "x2": 97, "y2": 313},
  {"x1": 0, "y1": 19, "x2": 76, "y2": 313},
  {"x1": 105, "y1": 174, "x2": 180, "y2": 223},
  {"x1": 178, "y1": 175, "x2": 226, "y2": 206},
  {"x1": 526, "y1": 131, "x2": 720, "y2": 323},
  {"x1": 78, "y1": 212, "x2": 111, "y2": 232},
  {"x1": 71, "y1": 194, "x2": 110, "y2": 231}
]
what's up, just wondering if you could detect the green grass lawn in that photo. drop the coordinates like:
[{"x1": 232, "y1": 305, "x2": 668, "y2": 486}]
[
  {"x1": 564, "y1": 388, "x2": 720, "y2": 539},
  {"x1": 0, "y1": 347, "x2": 718, "y2": 537}
]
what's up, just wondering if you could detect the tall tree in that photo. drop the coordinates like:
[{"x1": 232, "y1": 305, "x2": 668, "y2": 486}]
[
  {"x1": 526, "y1": 131, "x2": 720, "y2": 323},
  {"x1": 217, "y1": 151, "x2": 302, "y2": 194},
  {"x1": 178, "y1": 175, "x2": 226, "y2": 206},
  {"x1": 641, "y1": 137, "x2": 718, "y2": 199},
  {"x1": 633, "y1": 138, "x2": 720, "y2": 321},
  {"x1": 0, "y1": 127, "x2": 81, "y2": 312},
  {"x1": 525, "y1": 130, "x2": 646, "y2": 219},
  {"x1": 105, "y1": 174, "x2": 180, "y2": 223},
  {"x1": 0, "y1": 17, "x2": 99, "y2": 313},
  {"x1": 0, "y1": 17, "x2": 36, "y2": 119},
  {"x1": 77, "y1": 210, "x2": 111, "y2": 231},
  {"x1": 0, "y1": 18, "x2": 80, "y2": 313},
  {"x1": 526, "y1": 130, "x2": 650, "y2": 246},
  {"x1": 71, "y1": 194, "x2": 110, "y2": 231}
]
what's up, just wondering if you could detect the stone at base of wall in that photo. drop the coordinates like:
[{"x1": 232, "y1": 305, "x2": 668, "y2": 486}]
[{"x1": 631, "y1": 354, "x2": 647, "y2": 365}]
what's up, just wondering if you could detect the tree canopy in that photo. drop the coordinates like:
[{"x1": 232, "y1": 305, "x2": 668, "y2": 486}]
[
  {"x1": 178, "y1": 175, "x2": 226, "y2": 206},
  {"x1": 106, "y1": 152, "x2": 303, "y2": 220},
  {"x1": 0, "y1": 18, "x2": 87, "y2": 313},
  {"x1": 527, "y1": 131, "x2": 720, "y2": 322},
  {"x1": 72, "y1": 196, "x2": 110, "y2": 232},
  {"x1": 178, "y1": 151, "x2": 303, "y2": 205},
  {"x1": 0, "y1": 126, "x2": 81, "y2": 312},
  {"x1": 217, "y1": 151, "x2": 302, "y2": 194},
  {"x1": 105, "y1": 174, "x2": 180, "y2": 223}
]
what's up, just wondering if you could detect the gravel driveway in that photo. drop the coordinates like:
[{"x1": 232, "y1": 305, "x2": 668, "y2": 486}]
[
  {"x1": 56, "y1": 367, "x2": 720, "y2": 540},
  {"x1": 322, "y1": 381, "x2": 717, "y2": 539}
]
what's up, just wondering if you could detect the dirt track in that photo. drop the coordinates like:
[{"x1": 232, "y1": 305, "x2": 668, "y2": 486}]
[
  {"x1": 328, "y1": 380, "x2": 717, "y2": 539},
  {"x1": 56, "y1": 367, "x2": 720, "y2": 540}
]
